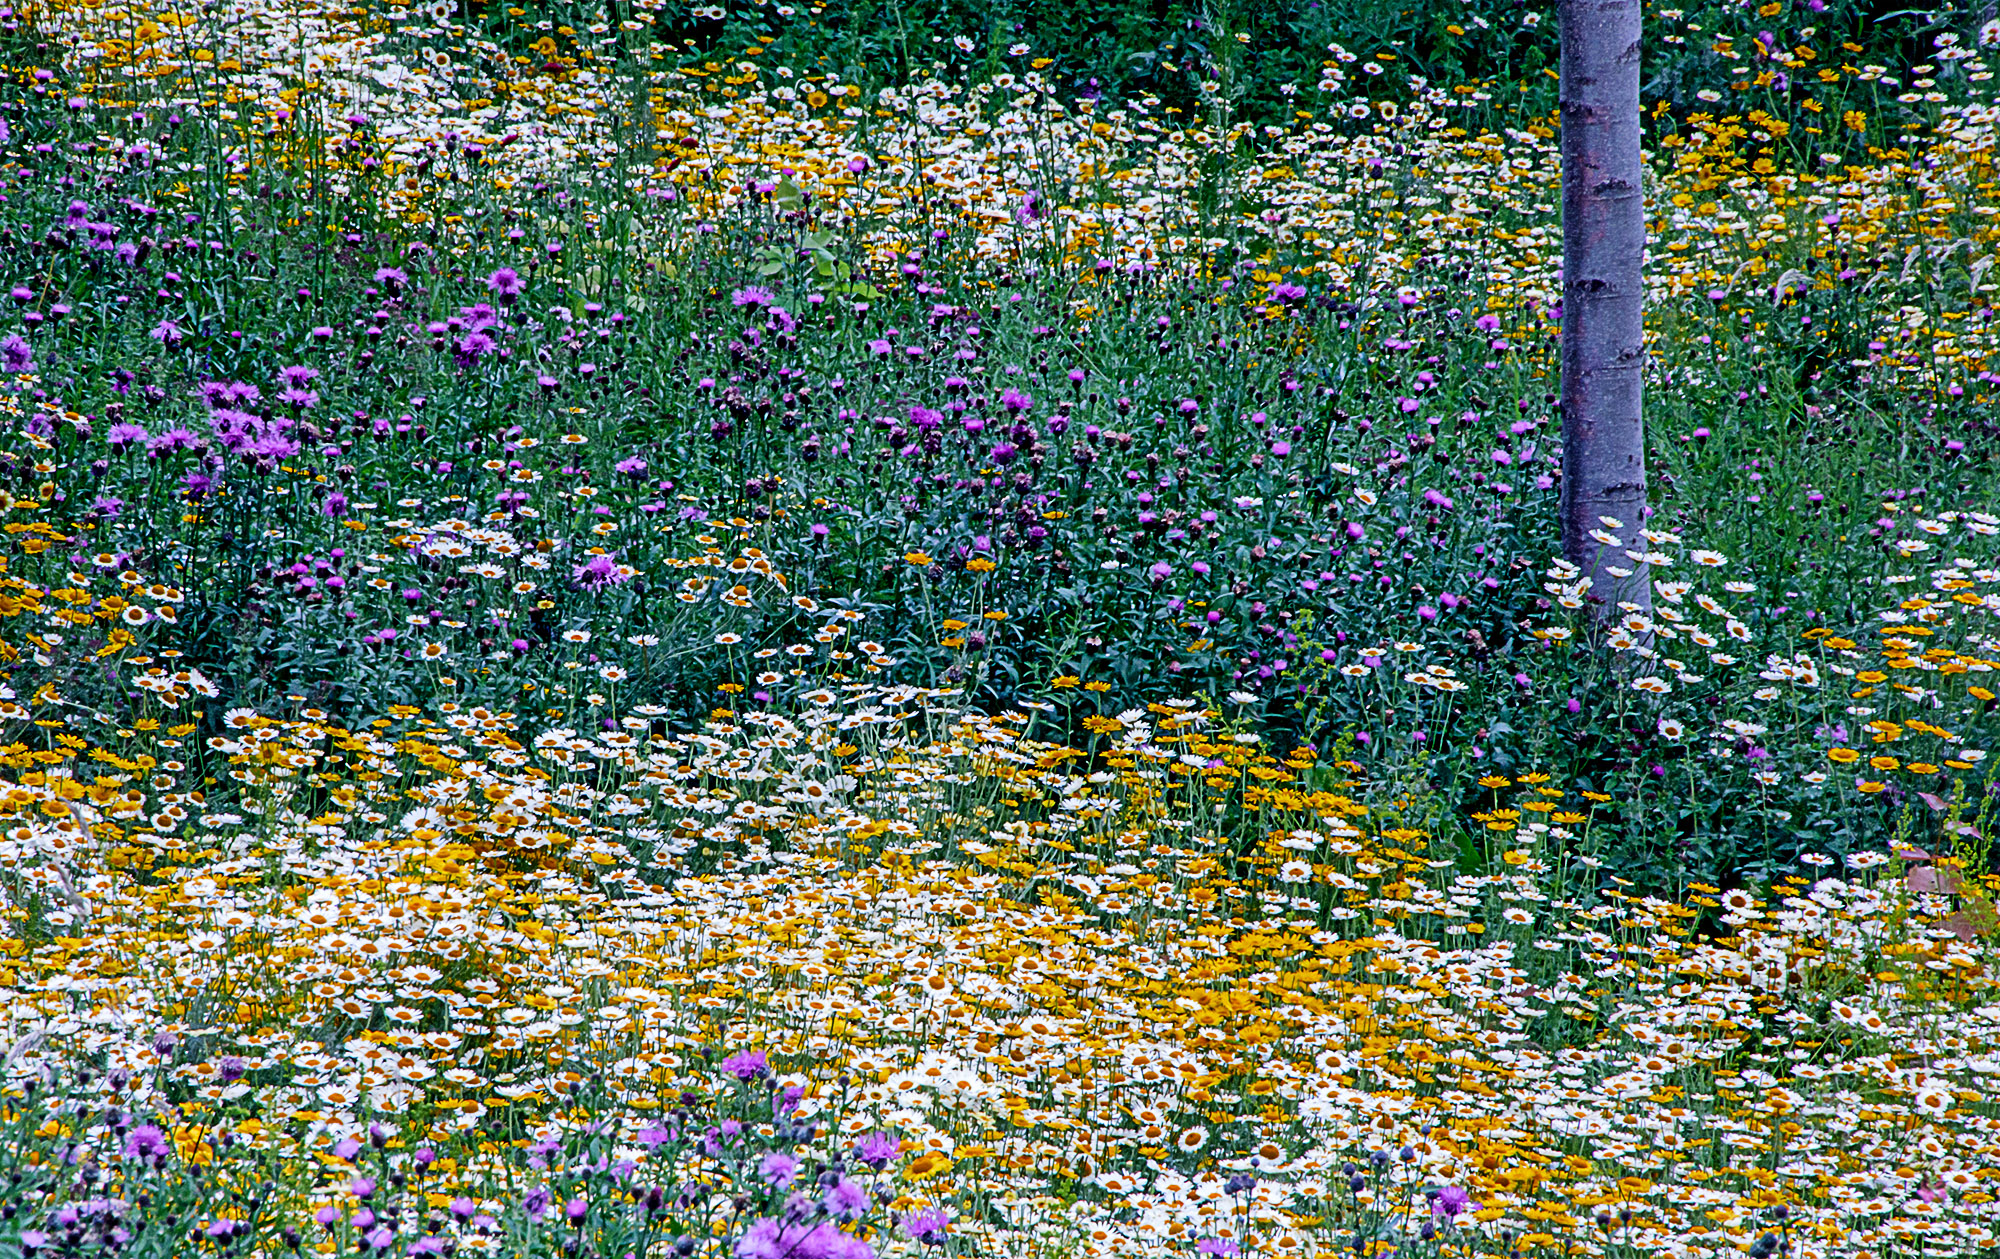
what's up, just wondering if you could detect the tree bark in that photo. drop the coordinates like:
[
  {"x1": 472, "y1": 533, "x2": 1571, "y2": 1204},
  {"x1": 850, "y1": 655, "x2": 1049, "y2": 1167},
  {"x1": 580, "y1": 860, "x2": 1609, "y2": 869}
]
[{"x1": 1559, "y1": 0, "x2": 1650, "y2": 624}]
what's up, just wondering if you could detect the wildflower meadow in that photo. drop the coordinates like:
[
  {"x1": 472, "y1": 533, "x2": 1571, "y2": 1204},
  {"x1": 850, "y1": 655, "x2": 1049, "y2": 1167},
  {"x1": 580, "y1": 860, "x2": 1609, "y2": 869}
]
[{"x1": 2, "y1": 0, "x2": 1999, "y2": 1254}]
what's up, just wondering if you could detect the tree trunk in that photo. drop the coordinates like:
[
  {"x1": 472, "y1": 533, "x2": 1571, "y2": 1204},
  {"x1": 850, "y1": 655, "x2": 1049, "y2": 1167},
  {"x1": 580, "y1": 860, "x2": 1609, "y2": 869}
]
[{"x1": 1559, "y1": 0, "x2": 1650, "y2": 625}]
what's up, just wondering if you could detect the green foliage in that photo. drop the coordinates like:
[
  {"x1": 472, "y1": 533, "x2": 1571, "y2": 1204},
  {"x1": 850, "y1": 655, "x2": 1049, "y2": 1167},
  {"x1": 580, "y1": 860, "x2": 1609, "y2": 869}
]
[{"x1": 630, "y1": 0, "x2": 1985, "y2": 141}]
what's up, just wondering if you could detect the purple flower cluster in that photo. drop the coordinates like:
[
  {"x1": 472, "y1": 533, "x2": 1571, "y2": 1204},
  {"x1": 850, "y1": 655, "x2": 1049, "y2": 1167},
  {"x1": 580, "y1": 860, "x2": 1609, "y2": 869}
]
[
  {"x1": 721, "y1": 1049, "x2": 770, "y2": 1081},
  {"x1": 197, "y1": 375, "x2": 312, "y2": 463},
  {"x1": 426, "y1": 301, "x2": 510, "y2": 366},
  {"x1": 735, "y1": 1216, "x2": 874, "y2": 1259}
]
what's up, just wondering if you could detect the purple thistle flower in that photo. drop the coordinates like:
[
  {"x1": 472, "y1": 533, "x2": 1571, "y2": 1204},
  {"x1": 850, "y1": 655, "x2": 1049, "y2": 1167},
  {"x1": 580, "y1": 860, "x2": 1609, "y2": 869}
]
[
  {"x1": 852, "y1": 1135, "x2": 900, "y2": 1175},
  {"x1": 251, "y1": 432, "x2": 300, "y2": 460},
  {"x1": 571, "y1": 554, "x2": 629, "y2": 590},
  {"x1": 149, "y1": 318, "x2": 183, "y2": 345},
  {"x1": 455, "y1": 331, "x2": 497, "y2": 364},
  {"x1": 1433, "y1": 1185, "x2": 1477, "y2": 1218},
  {"x1": 733, "y1": 1218, "x2": 802, "y2": 1259},
  {"x1": 719, "y1": 1049, "x2": 769, "y2": 1082},
  {"x1": 486, "y1": 267, "x2": 524, "y2": 299},
  {"x1": 731, "y1": 285, "x2": 775, "y2": 308},
  {"x1": 122, "y1": 1124, "x2": 169, "y2": 1160},
  {"x1": 105, "y1": 422, "x2": 149, "y2": 451},
  {"x1": 901, "y1": 1207, "x2": 951, "y2": 1246},
  {"x1": 147, "y1": 427, "x2": 202, "y2": 455},
  {"x1": 736, "y1": 1219, "x2": 872, "y2": 1259},
  {"x1": 758, "y1": 1152, "x2": 798, "y2": 1189},
  {"x1": 198, "y1": 380, "x2": 262, "y2": 409},
  {"x1": 1, "y1": 334, "x2": 33, "y2": 372},
  {"x1": 822, "y1": 1175, "x2": 870, "y2": 1221}
]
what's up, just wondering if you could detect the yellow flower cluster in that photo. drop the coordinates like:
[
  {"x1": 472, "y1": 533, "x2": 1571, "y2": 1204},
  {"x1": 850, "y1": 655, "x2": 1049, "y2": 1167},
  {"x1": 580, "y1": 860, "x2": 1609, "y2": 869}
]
[{"x1": 0, "y1": 674, "x2": 1994, "y2": 1253}]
